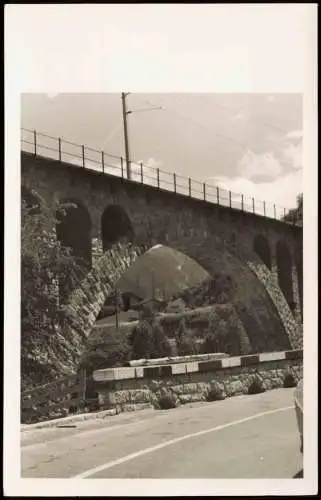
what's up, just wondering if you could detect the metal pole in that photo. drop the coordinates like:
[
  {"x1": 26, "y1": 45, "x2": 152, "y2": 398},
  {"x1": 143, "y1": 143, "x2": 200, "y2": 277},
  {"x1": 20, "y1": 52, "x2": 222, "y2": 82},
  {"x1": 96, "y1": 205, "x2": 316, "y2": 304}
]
[
  {"x1": 102, "y1": 151, "x2": 105, "y2": 173},
  {"x1": 252, "y1": 197, "x2": 255, "y2": 214},
  {"x1": 229, "y1": 190, "x2": 232, "y2": 208},
  {"x1": 121, "y1": 157, "x2": 124, "y2": 178},
  {"x1": 121, "y1": 92, "x2": 131, "y2": 180},
  {"x1": 173, "y1": 173, "x2": 176, "y2": 193},
  {"x1": 34, "y1": 130, "x2": 37, "y2": 156},
  {"x1": 157, "y1": 168, "x2": 160, "y2": 188},
  {"x1": 274, "y1": 204, "x2": 276, "y2": 219},
  {"x1": 263, "y1": 201, "x2": 266, "y2": 216},
  {"x1": 82, "y1": 145, "x2": 85, "y2": 168},
  {"x1": 58, "y1": 137, "x2": 61, "y2": 161},
  {"x1": 203, "y1": 183, "x2": 206, "y2": 201},
  {"x1": 189, "y1": 177, "x2": 192, "y2": 197},
  {"x1": 217, "y1": 187, "x2": 220, "y2": 205},
  {"x1": 241, "y1": 194, "x2": 244, "y2": 211},
  {"x1": 140, "y1": 162, "x2": 143, "y2": 183}
]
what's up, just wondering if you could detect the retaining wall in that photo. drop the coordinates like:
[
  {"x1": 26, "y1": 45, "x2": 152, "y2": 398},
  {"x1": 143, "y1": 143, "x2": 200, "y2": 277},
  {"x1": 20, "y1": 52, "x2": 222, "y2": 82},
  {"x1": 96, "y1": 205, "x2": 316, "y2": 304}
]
[{"x1": 93, "y1": 349, "x2": 303, "y2": 413}]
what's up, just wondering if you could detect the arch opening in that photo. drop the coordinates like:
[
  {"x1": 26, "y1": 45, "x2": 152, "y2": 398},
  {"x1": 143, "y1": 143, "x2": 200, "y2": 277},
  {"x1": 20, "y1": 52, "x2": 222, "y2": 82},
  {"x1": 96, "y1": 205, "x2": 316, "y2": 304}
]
[
  {"x1": 56, "y1": 199, "x2": 92, "y2": 267},
  {"x1": 253, "y1": 234, "x2": 272, "y2": 270},
  {"x1": 101, "y1": 205, "x2": 134, "y2": 251},
  {"x1": 276, "y1": 241, "x2": 294, "y2": 311}
]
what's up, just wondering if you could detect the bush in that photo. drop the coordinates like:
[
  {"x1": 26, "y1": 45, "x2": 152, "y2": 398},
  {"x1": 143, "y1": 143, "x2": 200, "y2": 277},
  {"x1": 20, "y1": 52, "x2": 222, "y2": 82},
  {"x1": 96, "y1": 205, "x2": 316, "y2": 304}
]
[
  {"x1": 283, "y1": 372, "x2": 297, "y2": 388},
  {"x1": 155, "y1": 394, "x2": 177, "y2": 410},
  {"x1": 206, "y1": 386, "x2": 226, "y2": 402},
  {"x1": 248, "y1": 379, "x2": 266, "y2": 395}
]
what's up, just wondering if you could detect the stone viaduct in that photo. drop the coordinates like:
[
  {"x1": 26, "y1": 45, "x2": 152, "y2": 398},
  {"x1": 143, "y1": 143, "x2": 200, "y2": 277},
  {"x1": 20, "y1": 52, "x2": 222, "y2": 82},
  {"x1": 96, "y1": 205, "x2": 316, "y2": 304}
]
[{"x1": 21, "y1": 151, "x2": 303, "y2": 360}]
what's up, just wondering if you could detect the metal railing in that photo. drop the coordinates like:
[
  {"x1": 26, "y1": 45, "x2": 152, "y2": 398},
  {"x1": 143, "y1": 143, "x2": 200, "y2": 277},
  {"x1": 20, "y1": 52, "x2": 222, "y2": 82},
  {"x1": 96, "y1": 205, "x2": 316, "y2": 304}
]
[{"x1": 21, "y1": 128, "x2": 300, "y2": 225}]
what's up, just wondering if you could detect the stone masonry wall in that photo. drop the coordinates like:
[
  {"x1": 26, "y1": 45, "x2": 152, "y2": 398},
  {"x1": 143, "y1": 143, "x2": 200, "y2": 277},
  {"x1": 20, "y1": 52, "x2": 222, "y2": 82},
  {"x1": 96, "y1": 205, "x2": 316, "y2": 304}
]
[
  {"x1": 21, "y1": 153, "x2": 303, "y2": 353},
  {"x1": 94, "y1": 350, "x2": 303, "y2": 413}
]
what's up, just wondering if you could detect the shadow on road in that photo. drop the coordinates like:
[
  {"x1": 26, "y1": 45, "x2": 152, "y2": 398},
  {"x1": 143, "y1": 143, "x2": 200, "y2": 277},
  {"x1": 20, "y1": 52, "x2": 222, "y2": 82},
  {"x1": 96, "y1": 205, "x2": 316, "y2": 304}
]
[{"x1": 293, "y1": 469, "x2": 303, "y2": 478}]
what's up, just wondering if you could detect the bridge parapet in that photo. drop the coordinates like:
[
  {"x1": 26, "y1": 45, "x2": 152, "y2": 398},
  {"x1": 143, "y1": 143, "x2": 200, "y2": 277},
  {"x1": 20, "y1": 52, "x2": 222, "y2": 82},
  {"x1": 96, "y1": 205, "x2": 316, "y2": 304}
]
[{"x1": 93, "y1": 349, "x2": 303, "y2": 414}]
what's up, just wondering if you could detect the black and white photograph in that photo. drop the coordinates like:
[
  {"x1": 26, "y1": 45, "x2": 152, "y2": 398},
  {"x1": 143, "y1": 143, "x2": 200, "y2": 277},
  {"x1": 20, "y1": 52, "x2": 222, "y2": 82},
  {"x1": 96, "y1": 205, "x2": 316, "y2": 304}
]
[{"x1": 4, "y1": 4, "x2": 317, "y2": 497}]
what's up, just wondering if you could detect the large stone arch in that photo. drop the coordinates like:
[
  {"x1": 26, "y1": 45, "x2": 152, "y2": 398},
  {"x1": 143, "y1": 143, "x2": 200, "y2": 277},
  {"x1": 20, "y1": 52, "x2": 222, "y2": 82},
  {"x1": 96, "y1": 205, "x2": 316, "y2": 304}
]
[
  {"x1": 63, "y1": 236, "x2": 301, "y2": 371},
  {"x1": 56, "y1": 198, "x2": 92, "y2": 268},
  {"x1": 276, "y1": 240, "x2": 294, "y2": 311},
  {"x1": 253, "y1": 234, "x2": 272, "y2": 270},
  {"x1": 101, "y1": 204, "x2": 134, "y2": 251}
]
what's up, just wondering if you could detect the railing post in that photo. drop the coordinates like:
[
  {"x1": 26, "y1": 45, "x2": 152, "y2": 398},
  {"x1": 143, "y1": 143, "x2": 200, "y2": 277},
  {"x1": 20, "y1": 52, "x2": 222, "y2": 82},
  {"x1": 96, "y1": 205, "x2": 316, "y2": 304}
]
[
  {"x1": 216, "y1": 186, "x2": 220, "y2": 205},
  {"x1": 263, "y1": 201, "x2": 266, "y2": 216},
  {"x1": 173, "y1": 173, "x2": 176, "y2": 193},
  {"x1": 189, "y1": 177, "x2": 192, "y2": 197},
  {"x1": 274, "y1": 204, "x2": 276, "y2": 219},
  {"x1": 229, "y1": 190, "x2": 232, "y2": 208},
  {"x1": 58, "y1": 138, "x2": 61, "y2": 161},
  {"x1": 203, "y1": 183, "x2": 206, "y2": 201},
  {"x1": 121, "y1": 157, "x2": 124, "y2": 178},
  {"x1": 34, "y1": 130, "x2": 37, "y2": 156},
  {"x1": 241, "y1": 194, "x2": 244, "y2": 211},
  {"x1": 82, "y1": 145, "x2": 85, "y2": 168},
  {"x1": 157, "y1": 168, "x2": 160, "y2": 188},
  {"x1": 284, "y1": 207, "x2": 286, "y2": 218},
  {"x1": 102, "y1": 151, "x2": 105, "y2": 173},
  {"x1": 140, "y1": 162, "x2": 143, "y2": 183},
  {"x1": 252, "y1": 197, "x2": 255, "y2": 214}
]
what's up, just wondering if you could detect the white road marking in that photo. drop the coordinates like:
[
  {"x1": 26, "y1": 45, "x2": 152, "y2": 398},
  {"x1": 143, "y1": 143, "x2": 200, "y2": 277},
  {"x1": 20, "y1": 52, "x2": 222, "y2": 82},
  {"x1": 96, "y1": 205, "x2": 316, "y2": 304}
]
[{"x1": 72, "y1": 405, "x2": 294, "y2": 479}]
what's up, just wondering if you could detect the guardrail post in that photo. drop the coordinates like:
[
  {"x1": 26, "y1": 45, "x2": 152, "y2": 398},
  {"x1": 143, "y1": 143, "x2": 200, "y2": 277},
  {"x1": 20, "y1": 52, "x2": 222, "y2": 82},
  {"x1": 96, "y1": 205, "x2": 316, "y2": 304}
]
[
  {"x1": 157, "y1": 168, "x2": 160, "y2": 188},
  {"x1": 102, "y1": 151, "x2": 105, "y2": 173},
  {"x1": 58, "y1": 138, "x2": 61, "y2": 161},
  {"x1": 82, "y1": 145, "x2": 85, "y2": 168},
  {"x1": 34, "y1": 130, "x2": 37, "y2": 156},
  {"x1": 173, "y1": 173, "x2": 176, "y2": 193},
  {"x1": 140, "y1": 162, "x2": 143, "y2": 183},
  {"x1": 189, "y1": 177, "x2": 192, "y2": 197},
  {"x1": 274, "y1": 204, "x2": 276, "y2": 219},
  {"x1": 241, "y1": 194, "x2": 244, "y2": 211},
  {"x1": 229, "y1": 190, "x2": 232, "y2": 208},
  {"x1": 263, "y1": 201, "x2": 266, "y2": 216},
  {"x1": 216, "y1": 186, "x2": 220, "y2": 205},
  {"x1": 203, "y1": 183, "x2": 206, "y2": 201},
  {"x1": 252, "y1": 197, "x2": 255, "y2": 214},
  {"x1": 121, "y1": 157, "x2": 124, "y2": 178}
]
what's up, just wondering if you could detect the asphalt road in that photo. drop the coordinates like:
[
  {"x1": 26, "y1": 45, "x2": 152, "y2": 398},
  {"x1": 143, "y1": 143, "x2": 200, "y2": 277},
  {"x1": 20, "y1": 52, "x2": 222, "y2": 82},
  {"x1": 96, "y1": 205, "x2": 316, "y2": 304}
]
[{"x1": 21, "y1": 388, "x2": 303, "y2": 479}]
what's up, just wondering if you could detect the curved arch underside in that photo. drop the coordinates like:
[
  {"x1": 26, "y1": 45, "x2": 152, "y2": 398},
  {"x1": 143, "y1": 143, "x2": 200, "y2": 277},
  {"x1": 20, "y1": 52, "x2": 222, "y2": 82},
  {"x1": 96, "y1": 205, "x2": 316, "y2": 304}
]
[{"x1": 62, "y1": 237, "x2": 301, "y2": 367}]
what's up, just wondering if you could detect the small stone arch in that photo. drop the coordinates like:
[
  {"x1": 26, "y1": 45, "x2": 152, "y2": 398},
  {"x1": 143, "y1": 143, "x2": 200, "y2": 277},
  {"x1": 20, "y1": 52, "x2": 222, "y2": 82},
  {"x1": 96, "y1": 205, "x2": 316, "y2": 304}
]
[
  {"x1": 276, "y1": 240, "x2": 294, "y2": 311},
  {"x1": 101, "y1": 204, "x2": 134, "y2": 251},
  {"x1": 56, "y1": 198, "x2": 92, "y2": 268},
  {"x1": 253, "y1": 234, "x2": 272, "y2": 270}
]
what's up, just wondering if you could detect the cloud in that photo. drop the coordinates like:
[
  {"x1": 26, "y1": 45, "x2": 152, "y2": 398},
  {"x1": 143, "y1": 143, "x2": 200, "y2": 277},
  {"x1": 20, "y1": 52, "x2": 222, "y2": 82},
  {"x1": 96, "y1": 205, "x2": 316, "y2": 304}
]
[
  {"x1": 282, "y1": 141, "x2": 302, "y2": 170},
  {"x1": 207, "y1": 168, "x2": 302, "y2": 210},
  {"x1": 286, "y1": 130, "x2": 303, "y2": 139},
  {"x1": 237, "y1": 149, "x2": 283, "y2": 179}
]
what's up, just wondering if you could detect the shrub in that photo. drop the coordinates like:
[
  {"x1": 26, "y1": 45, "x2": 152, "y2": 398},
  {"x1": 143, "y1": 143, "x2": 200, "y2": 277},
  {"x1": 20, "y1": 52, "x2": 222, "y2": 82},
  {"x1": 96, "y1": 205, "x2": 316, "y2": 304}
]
[
  {"x1": 155, "y1": 394, "x2": 177, "y2": 410},
  {"x1": 206, "y1": 386, "x2": 226, "y2": 402},
  {"x1": 283, "y1": 372, "x2": 297, "y2": 388},
  {"x1": 248, "y1": 379, "x2": 266, "y2": 395}
]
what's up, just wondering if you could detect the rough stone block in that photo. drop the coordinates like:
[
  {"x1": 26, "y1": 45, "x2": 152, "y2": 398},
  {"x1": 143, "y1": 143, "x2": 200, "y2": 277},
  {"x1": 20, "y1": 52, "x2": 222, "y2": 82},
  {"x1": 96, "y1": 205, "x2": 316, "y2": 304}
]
[
  {"x1": 185, "y1": 362, "x2": 199, "y2": 373},
  {"x1": 221, "y1": 357, "x2": 241, "y2": 369},
  {"x1": 259, "y1": 351, "x2": 286, "y2": 362},
  {"x1": 171, "y1": 363, "x2": 187, "y2": 375},
  {"x1": 114, "y1": 367, "x2": 136, "y2": 380},
  {"x1": 93, "y1": 369, "x2": 115, "y2": 382}
]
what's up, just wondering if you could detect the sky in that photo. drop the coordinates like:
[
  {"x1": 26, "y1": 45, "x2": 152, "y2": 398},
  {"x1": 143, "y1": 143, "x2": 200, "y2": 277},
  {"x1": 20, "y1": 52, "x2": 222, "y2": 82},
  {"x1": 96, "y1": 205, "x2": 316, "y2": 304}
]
[
  {"x1": 21, "y1": 92, "x2": 303, "y2": 210},
  {"x1": 6, "y1": 4, "x2": 313, "y2": 210}
]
